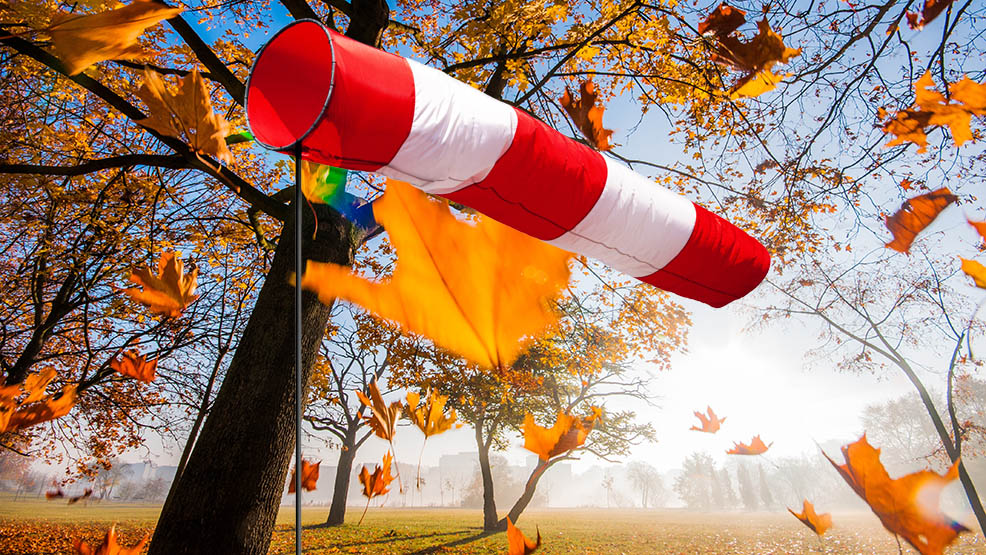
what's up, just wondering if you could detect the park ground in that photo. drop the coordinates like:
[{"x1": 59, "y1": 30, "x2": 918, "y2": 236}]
[{"x1": 1, "y1": 494, "x2": 985, "y2": 554}]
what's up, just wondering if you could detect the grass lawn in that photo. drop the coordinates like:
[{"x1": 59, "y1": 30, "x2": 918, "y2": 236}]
[{"x1": 1, "y1": 494, "x2": 984, "y2": 553}]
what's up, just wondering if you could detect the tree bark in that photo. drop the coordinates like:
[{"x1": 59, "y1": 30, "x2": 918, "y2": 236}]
[
  {"x1": 148, "y1": 203, "x2": 354, "y2": 555},
  {"x1": 499, "y1": 459, "x2": 558, "y2": 529},
  {"x1": 475, "y1": 418, "x2": 499, "y2": 532},
  {"x1": 325, "y1": 432, "x2": 357, "y2": 526}
]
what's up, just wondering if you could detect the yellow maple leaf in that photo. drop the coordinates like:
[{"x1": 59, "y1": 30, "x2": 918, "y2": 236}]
[
  {"x1": 523, "y1": 408, "x2": 601, "y2": 462},
  {"x1": 0, "y1": 368, "x2": 77, "y2": 433},
  {"x1": 355, "y1": 380, "x2": 401, "y2": 442},
  {"x1": 301, "y1": 180, "x2": 572, "y2": 370},
  {"x1": 883, "y1": 72, "x2": 986, "y2": 152},
  {"x1": 960, "y1": 257, "x2": 986, "y2": 289},
  {"x1": 136, "y1": 68, "x2": 233, "y2": 164},
  {"x1": 123, "y1": 251, "x2": 198, "y2": 318},
  {"x1": 406, "y1": 389, "x2": 460, "y2": 438},
  {"x1": 47, "y1": 0, "x2": 182, "y2": 75}
]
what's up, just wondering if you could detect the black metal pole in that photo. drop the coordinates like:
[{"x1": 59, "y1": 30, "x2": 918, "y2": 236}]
[{"x1": 294, "y1": 144, "x2": 303, "y2": 553}]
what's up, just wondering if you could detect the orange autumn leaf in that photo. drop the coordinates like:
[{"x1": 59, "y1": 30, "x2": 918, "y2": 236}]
[
  {"x1": 727, "y1": 434, "x2": 771, "y2": 455},
  {"x1": 406, "y1": 389, "x2": 460, "y2": 438},
  {"x1": 824, "y1": 435, "x2": 969, "y2": 555},
  {"x1": 881, "y1": 72, "x2": 986, "y2": 152},
  {"x1": 968, "y1": 218, "x2": 986, "y2": 246},
  {"x1": 123, "y1": 251, "x2": 199, "y2": 318},
  {"x1": 359, "y1": 452, "x2": 395, "y2": 500},
  {"x1": 689, "y1": 406, "x2": 725, "y2": 433},
  {"x1": 959, "y1": 258, "x2": 986, "y2": 289},
  {"x1": 47, "y1": 0, "x2": 182, "y2": 75},
  {"x1": 699, "y1": 3, "x2": 801, "y2": 98},
  {"x1": 73, "y1": 525, "x2": 148, "y2": 555},
  {"x1": 355, "y1": 380, "x2": 401, "y2": 442},
  {"x1": 523, "y1": 407, "x2": 601, "y2": 462},
  {"x1": 788, "y1": 500, "x2": 832, "y2": 536},
  {"x1": 507, "y1": 517, "x2": 541, "y2": 555},
  {"x1": 288, "y1": 459, "x2": 320, "y2": 493},
  {"x1": 0, "y1": 368, "x2": 77, "y2": 433},
  {"x1": 559, "y1": 80, "x2": 614, "y2": 150},
  {"x1": 884, "y1": 188, "x2": 957, "y2": 253},
  {"x1": 109, "y1": 351, "x2": 157, "y2": 383},
  {"x1": 68, "y1": 488, "x2": 93, "y2": 504},
  {"x1": 301, "y1": 180, "x2": 572, "y2": 370},
  {"x1": 45, "y1": 487, "x2": 65, "y2": 500},
  {"x1": 907, "y1": 0, "x2": 956, "y2": 30},
  {"x1": 136, "y1": 68, "x2": 233, "y2": 164}
]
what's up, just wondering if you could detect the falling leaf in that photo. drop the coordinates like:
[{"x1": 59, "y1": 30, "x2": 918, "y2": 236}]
[
  {"x1": 523, "y1": 408, "x2": 601, "y2": 462},
  {"x1": 68, "y1": 488, "x2": 93, "y2": 504},
  {"x1": 288, "y1": 459, "x2": 320, "y2": 493},
  {"x1": 45, "y1": 487, "x2": 65, "y2": 500},
  {"x1": 727, "y1": 435, "x2": 771, "y2": 455},
  {"x1": 699, "y1": 4, "x2": 801, "y2": 98},
  {"x1": 73, "y1": 525, "x2": 148, "y2": 555},
  {"x1": 109, "y1": 351, "x2": 157, "y2": 383},
  {"x1": 960, "y1": 258, "x2": 986, "y2": 288},
  {"x1": 406, "y1": 389, "x2": 460, "y2": 438},
  {"x1": 47, "y1": 0, "x2": 182, "y2": 75},
  {"x1": 507, "y1": 517, "x2": 541, "y2": 555},
  {"x1": 0, "y1": 368, "x2": 77, "y2": 433},
  {"x1": 123, "y1": 251, "x2": 199, "y2": 318},
  {"x1": 900, "y1": 178, "x2": 915, "y2": 191},
  {"x1": 907, "y1": 0, "x2": 956, "y2": 30},
  {"x1": 301, "y1": 180, "x2": 572, "y2": 370},
  {"x1": 355, "y1": 380, "x2": 402, "y2": 442},
  {"x1": 136, "y1": 68, "x2": 233, "y2": 164},
  {"x1": 824, "y1": 435, "x2": 969, "y2": 555},
  {"x1": 789, "y1": 500, "x2": 832, "y2": 536},
  {"x1": 559, "y1": 80, "x2": 614, "y2": 150},
  {"x1": 689, "y1": 406, "x2": 725, "y2": 433},
  {"x1": 968, "y1": 218, "x2": 986, "y2": 246},
  {"x1": 359, "y1": 452, "x2": 395, "y2": 500},
  {"x1": 881, "y1": 72, "x2": 986, "y2": 152},
  {"x1": 884, "y1": 188, "x2": 957, "y2": 253}
]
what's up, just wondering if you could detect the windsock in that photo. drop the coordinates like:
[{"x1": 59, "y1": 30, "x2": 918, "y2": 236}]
[{"x1": 245, "y1": 20, "x2": 770, "y2": 308}]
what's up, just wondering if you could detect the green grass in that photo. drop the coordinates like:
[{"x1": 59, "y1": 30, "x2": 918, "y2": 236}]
[{"x1": 2, "y1": 493, "x2": 985, "y2": 553}]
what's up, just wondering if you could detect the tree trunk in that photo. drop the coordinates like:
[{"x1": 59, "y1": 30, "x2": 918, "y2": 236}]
[
  {"x1": 499, "y1": 459, "x2": 557, "y2": 529},
  {"x1": 148, "y1": 204, "x2": 354, "y2": 555},
  {"x1": 325, "y1": 434, "x2": 357, "y2": 526},
  {"x1": 475, "y1": 419, "x2": 499, "y2": 531}
]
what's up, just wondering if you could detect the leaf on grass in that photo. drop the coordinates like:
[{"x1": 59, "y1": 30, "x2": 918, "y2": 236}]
[
  {"x1": 406, "y1": 389, "x2": 460, "y2": 438},
  {"x1": 824, "y1": 435, "x2": 969, "y2": 555},
  {"x1": 47, "y1": 0, "x2": 182, "y2": 75},
  {"x1": 689, "y1": 406, "x2": 725, "y2": 433},
  {"x1": 907, "y1": 0, "x2": 956, "y2": 30},
  {"x1": 301, "y1": 180, "x2": 572, "y2": 370},
  {"x1": 507, "y1": 517, "x2": 541, "y2": 555},
  {"x1": 359, "y1": 452, "x2": 395, "y2": 500},
  {"x1": 109, "y1": 351, "x2": 157, "y2": 383},
  {"x1": 960, "y1": 258, "x2": 986, "y2": 289},
  {"x1": 699, "y1": 4, "x2": 801, "y2": 98},
  {"x1": 0, "y1": 368, "x2": 77, "y2": 433},
  {"x1": 137, "y1": 68, "x2": 233, "y2": 164},
  {"x1": 288, "y1": 459, "x2": 320, "y2": 493},
  {"x1": 881, "y1": 72, "x2": 986, "y2": 152},
  {"x1": 523, "y1": 407, "x2": 601, "y2": 462},
  {"x1": 559, "y1": 80, "x2": 614, "y2": 150},
  {"x1": 73, "y1": 525, "x2": 148, "y2": 555},
  {"x1": 123, "y1": 251, "x2": 198, "y2": 318},
  {"x1": 355, "y1": 380, "x2": 401, "y2": 442},
  {"x1": 884, "y1": 188, "x2": 957, "y2": 253},
  {"x1": 788, "y1": 500, "x2": 832, "y2": 536},
  {"x1": 727, "y1": 435, "x2": 771, "y2": 455}
]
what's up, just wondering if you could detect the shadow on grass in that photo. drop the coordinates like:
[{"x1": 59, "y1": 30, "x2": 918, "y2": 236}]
[
  {"x1": 403, "y1": 529, "x2": 498, "y2": 554},
  {"x1": 284, "y1": 526, "x2": 488, "y2": 551}
]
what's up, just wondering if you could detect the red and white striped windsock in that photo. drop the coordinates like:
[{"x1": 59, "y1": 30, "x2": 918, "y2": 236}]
[{"x1": 246, "y1": 20, "x2": 770, "y2": 308}]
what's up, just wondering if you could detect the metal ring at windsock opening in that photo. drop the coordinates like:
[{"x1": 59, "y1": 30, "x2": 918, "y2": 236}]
[{"x1": 245, "y1": 20, "x2": 771, "y2": 308}]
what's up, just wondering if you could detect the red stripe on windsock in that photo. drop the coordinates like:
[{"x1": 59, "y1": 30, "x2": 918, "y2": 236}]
[
  {"x1": 639, "y1": 204, "x2": 770, "y2": 308},
  {"x1": 444, "y1": 109, "x2": 607, "y2": 240},
  {"x1": 303, "y1": 30, "x2": 415, "y2": 170}
]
